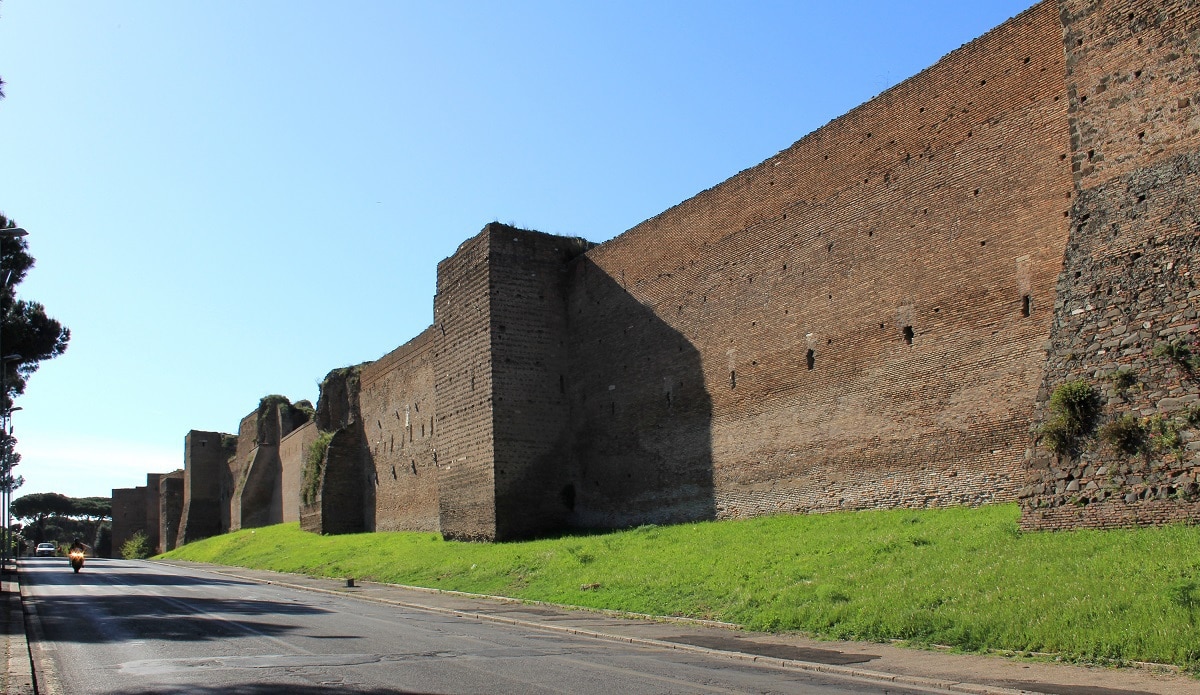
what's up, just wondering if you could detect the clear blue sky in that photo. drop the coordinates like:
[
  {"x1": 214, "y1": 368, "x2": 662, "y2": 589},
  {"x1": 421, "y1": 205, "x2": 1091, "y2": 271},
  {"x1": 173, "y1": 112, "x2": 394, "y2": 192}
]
[{"x1": 0, "y1": 1, "x2": 1034, "y2": 499}]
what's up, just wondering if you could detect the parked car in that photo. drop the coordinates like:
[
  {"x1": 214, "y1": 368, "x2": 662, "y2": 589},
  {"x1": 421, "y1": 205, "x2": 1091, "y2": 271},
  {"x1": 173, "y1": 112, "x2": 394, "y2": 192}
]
[{"x1": 35, "y1": 542, "x2": 57, "y2": 557}]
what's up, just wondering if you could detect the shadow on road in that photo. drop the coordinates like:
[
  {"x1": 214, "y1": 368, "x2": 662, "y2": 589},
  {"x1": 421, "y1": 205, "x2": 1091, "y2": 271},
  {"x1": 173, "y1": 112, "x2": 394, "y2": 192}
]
[
  {"x1": 24, "y1": 558, "x2": 256, "y2": 588},
  {"x1": 32, "y1": 593, "x2": 336, "y2": 644}
]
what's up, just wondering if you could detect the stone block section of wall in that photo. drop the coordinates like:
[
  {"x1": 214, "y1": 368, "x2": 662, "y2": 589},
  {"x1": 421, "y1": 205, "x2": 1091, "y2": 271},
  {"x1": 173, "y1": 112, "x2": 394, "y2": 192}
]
[
  {"x1": 1021, "y1": 0, "x2": 1200, "y2": 530},
  {"x1": 433, "y1": 230, "x2": 499, "y2": 540},
  {"x1": 110, "y1": 486, "x2": 147, "y2": 557},
  {"x1": 359, "y1": 327, "x2": 440, "y2": 533},
  {"x1": 180, "y1": 429, "x2": 235, "y2": 544},
  {"x1": 569, "y1": 0, "x2": 1071, "y2": 526},
  {"x1": 158, "y1": 469, "x2": 185, "y2": 553}
]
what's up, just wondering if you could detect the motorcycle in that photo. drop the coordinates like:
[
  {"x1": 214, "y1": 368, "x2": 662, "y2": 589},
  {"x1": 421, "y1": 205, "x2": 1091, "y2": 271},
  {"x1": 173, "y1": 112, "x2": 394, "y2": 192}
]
[{"x1": 68, "y1": 549, "x2": 85, "y2": 573}]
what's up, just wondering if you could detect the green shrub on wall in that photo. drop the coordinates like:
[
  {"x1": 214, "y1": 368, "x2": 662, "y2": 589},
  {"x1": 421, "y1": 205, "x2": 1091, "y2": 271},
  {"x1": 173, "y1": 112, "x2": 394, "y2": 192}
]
[
  {"x1": 1099, "y1": 414, "x2": 1145, "y2": 455},
  {"x1": 1040, "y1": 380, "x2": 1101, "y2": 456}
]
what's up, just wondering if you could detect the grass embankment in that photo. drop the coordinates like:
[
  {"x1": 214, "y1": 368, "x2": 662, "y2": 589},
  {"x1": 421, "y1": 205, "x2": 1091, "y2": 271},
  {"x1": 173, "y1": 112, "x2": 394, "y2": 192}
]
[{"x1": 160, "y1": 504, "x2": 1200, "y2": 670}]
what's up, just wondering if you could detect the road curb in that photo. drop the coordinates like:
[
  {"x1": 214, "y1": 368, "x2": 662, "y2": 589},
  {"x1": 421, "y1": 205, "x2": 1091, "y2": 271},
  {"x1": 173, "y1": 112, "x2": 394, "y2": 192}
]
[
  {"x1": 18, "y1": 569, "x2": 63, "y2": 695},
  {"x1": 2, "y1": 566, "x2": 36, "y2": 695},
  {"x1": 159, "y1": 561, "x2": 1032, "y2": 695}
]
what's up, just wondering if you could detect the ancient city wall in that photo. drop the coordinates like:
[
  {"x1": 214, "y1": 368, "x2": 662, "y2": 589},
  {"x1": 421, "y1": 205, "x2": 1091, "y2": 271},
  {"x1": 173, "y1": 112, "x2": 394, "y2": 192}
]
[
  {"x1": 149, "y1": 0, "x2": 1200, "y2": 543},
  {"x1": 566, "y1": 0, "x2": 1072, "y2": 526},
  {"x1": 1022, "y1": 0, "x2": 1200, "y2": 529},
  {"x1": 359, "y1": 327, "x2": 440, "y2": 533}
]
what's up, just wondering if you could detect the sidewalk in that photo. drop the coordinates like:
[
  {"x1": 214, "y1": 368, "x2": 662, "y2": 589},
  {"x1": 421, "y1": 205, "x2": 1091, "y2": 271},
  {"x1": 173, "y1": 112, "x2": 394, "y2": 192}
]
[
  {"x1": 161, "y1": 560, "x2": 1199, "y2": 695},
  {"x1": 2, "y1": 562, "x2": 35, "y2": 695}
]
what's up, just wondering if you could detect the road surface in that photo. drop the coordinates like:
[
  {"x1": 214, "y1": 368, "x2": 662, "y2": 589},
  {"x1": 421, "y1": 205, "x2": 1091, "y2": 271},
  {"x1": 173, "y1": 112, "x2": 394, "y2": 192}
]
[{"x1": 21, "y1": 557, "x2": 943, "y2": 694}]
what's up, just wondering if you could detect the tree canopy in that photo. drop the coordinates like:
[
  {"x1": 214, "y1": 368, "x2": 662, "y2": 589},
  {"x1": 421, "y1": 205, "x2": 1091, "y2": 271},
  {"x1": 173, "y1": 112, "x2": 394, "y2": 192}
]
[
  {"x1": 1, "y1": 214, "x2": 71, "y2": 412},
  {"x1": 11, "y1": 492, "x2": 112, "y2": 521}
]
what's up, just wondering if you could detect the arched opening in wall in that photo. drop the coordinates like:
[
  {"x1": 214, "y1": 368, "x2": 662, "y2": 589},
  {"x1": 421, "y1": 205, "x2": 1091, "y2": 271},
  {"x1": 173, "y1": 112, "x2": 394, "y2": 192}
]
[
  {"x1": 1021, "y1": 295, "x2": 1031, "y2": 317},
  {"x1": 806, "y1": 349, "x2": 815, "y2": 370},
  {"x1": 903, "y1": 326, "x2": 914, "y2": 345}
]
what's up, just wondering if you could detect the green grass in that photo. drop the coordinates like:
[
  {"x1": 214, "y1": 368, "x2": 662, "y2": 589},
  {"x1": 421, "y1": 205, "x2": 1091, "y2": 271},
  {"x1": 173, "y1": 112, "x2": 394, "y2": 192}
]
[{"x1": 159, "y1": 504, "x2": 1200, "y2": 670}]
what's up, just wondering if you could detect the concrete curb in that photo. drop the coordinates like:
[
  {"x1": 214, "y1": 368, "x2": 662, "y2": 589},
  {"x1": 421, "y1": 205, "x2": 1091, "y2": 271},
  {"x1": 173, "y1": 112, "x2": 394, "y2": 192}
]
[
  {"x1": 18, "y1": 569, "x2": 63, "y2": 695},
  {"x1": 2, "y1": 566, "x2": 36, "y2": 695},
  {"x1": 159, "y1": 561, "x2": 1032, "y2": 695}
]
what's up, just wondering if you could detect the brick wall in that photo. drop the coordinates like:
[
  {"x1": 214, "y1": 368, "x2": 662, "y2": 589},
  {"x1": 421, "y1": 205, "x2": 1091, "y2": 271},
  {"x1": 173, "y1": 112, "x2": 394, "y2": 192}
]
[
  {"x1": 143, "y1": 473, "x2": 162, "y2": 554},
  {"x1": 433, "y1": 231, "x2": 499, "y2": 540},
  {"x1": 489, "y1": 230, "x2": 591, "y2": 539},
  {"x1": 110, "y1": 486, "x2": 146, "y2": 557},
  {"x1": 359, "y1": 327, "x2": 441, "y2": 532},
  {"x1": 279, "y1": 421, "x2": 316, "y2": 524},
  {"x1": 568, "y1": 0, "x2": 1071, "y2": 526},
  {"x1": 1021, "y1": 0, "x2": 1200, "y2": 530}
]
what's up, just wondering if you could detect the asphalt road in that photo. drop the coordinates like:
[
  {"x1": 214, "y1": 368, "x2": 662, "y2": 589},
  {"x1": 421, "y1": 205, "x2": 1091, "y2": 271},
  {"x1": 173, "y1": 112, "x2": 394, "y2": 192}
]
[{"x1": 17, "y1": 557, "x2": 954, "y2": 695}]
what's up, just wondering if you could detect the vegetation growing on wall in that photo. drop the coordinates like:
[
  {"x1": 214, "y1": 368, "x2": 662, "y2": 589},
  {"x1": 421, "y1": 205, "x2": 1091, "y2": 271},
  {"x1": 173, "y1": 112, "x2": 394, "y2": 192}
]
[
  {"x1": 301, "y1": 431, "x2": 334, "y2": 506},
  {"x1": 1039, "y1": 380, "x2": 1101, "y2": 456},
  {"x1": 1152, "y1": 340, "x2": 1198, "y2": 373}
]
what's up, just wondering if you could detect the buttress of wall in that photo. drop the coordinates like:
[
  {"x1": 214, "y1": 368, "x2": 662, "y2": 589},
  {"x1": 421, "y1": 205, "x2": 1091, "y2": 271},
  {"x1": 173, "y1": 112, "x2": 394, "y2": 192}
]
[
  {"x1": 279, "y1": 421, "x2": 317, "y2": 524},
  {"x1": 489, "y1": 230, "x2": 589, "y2": 539},
  {"x1": 180, "y1": 429, "x2": 232, "y2": 544},
  {"x1": 433, "y1": 231, "x2": 498, "y2": 540},
  {"x1": 159, "y1": 470, "x2": 185, "y2": 553},
  {"x1": 1022, "y1": 0, "x2": 1200, "y2": 530},
  {"x1": 143, "y1": 473, "x2": 163, "y2": 555},
  {"x1": 571, "y1": 0, "x2": 1073, "y2": 523},
  {"x1": 226, "y1": 412, "x2": 257, "y2": 532},
  {"x1": 359, "y1": 327, "x2": 440, "y2": 533}
]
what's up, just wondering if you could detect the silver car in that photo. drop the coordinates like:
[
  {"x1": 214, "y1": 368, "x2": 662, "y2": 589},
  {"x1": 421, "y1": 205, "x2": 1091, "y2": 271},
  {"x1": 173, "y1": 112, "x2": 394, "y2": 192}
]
[{"x1": 34, "y1": 542, "x2": 56, "y2": 557}]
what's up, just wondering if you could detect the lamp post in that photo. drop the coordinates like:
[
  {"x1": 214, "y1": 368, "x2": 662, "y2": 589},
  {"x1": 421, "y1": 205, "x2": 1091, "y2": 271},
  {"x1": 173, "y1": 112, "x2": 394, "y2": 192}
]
[
  {"x1": 0, "y1": 227, "x2": 27, "y2": 575},
  {"x1": 1, "y1": 404, "x2": 19, "y2": 571}
]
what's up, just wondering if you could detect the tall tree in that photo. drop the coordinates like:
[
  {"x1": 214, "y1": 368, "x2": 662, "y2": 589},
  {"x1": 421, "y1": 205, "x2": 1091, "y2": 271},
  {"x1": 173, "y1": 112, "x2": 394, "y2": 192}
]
[
  {"x1": 1, "y1": 214, "x2": 70, "y2": 500},
  {"x1": 1, "y1": 214, "x2": 71, "y2": 411}
]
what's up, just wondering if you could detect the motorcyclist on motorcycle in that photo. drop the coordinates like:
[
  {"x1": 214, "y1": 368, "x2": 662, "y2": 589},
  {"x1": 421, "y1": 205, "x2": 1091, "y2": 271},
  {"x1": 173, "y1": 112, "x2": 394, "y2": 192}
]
[{"x1": 68, "y1": 538, "x2": 86, "y2": 573}]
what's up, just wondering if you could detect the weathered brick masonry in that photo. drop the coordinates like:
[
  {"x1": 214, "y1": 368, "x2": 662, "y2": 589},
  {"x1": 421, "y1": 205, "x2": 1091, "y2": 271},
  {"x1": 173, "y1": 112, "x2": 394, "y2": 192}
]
[
  {"x1": 134, "y1": 0, "x2": 1200, "y2": 543},
  {"x1": 571, "y1": 1, "x2": 1071, "y2": 527}
]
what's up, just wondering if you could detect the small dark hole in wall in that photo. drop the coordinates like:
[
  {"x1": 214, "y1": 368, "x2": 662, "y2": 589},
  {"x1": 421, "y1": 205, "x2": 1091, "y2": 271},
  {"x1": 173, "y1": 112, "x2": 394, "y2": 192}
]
[
  {"x1": 1021, "y1": 295, "x2": 1031, "y2": 317},
  {"x1": 806, "y1": 349, "x2": 815, "y2": 370},
  {"x1": 903, "y1": 326, "x2": 914, "y2": 345},
  {"x1": 980, "y1": 240, "x2": 987, "y2": 246},
  {"x1": 730, "y1": 370, "x2": 737, "y2": 389},
  {"x1": 560, "y1": 484, "x2": 576, "y2": 511}
]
